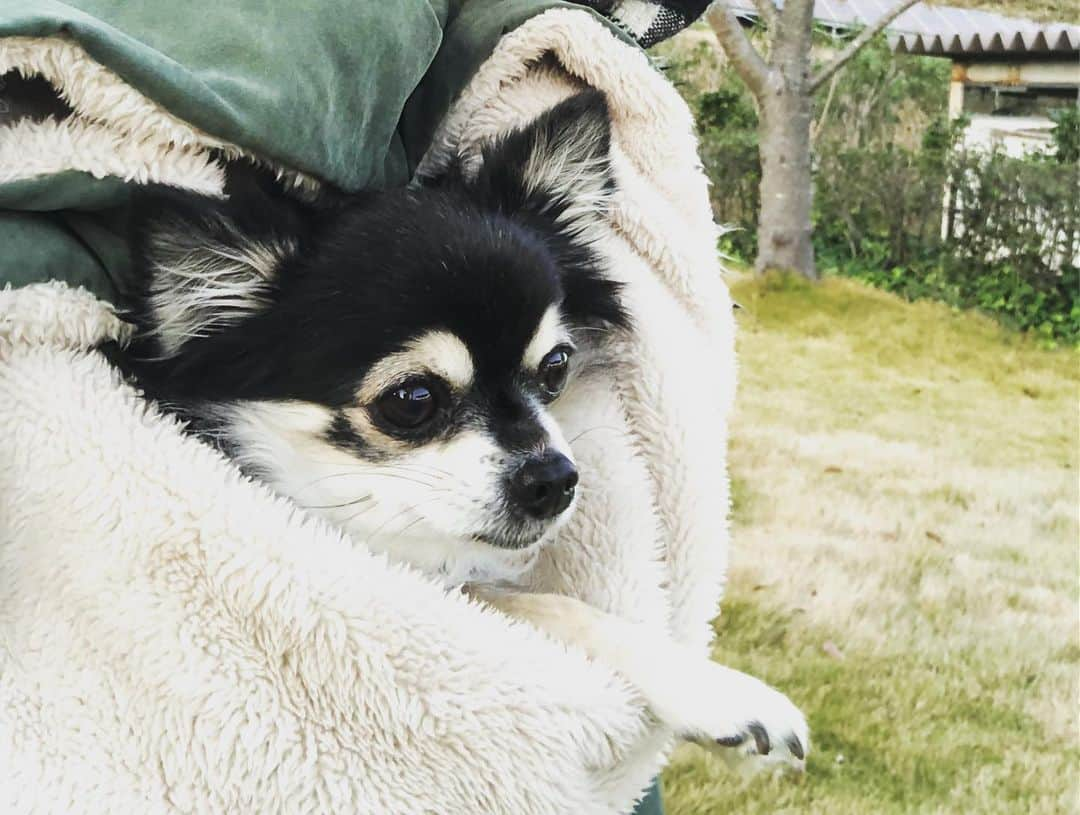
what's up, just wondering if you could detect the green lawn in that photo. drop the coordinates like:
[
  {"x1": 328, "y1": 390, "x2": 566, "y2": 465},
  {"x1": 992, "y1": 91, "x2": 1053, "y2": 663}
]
[{"x1": 662, "y1": 273, "x2": 1079, "y2": 814}]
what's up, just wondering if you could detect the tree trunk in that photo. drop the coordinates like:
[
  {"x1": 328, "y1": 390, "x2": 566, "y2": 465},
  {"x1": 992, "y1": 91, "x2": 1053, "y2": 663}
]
[
  {"x1": 756, "y1": 89, "x2": 816, "y2": 278},
  {"x1": 753, "y1": 0, "x2": 817, "y2": 279},
  {"x1": 707, "y1": 0, "x2": 919, "y2": 281}
]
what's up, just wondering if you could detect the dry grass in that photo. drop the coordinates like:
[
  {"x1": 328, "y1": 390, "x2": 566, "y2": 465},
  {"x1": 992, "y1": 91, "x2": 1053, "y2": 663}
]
[{"x1": 662, "y1": 272, "x2": 1079, "y2": 814}]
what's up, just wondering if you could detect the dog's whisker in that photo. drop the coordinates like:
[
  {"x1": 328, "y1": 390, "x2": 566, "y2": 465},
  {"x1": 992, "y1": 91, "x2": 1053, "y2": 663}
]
[
  {"x1": 399, "y1": 463, "x2": 454, "y2": 479},
  {"x1": 358, "y1": 472, "x2": 440, "y2": 488},
  {"x1": 363, "y1": 493, "x2": 449, "y2": 547},
  {"x1": 291, "y1": 468, "x2": 435, "y2": 495},
  {"x1": 300, "y1": 494, "x2": 374, "y2": 510},
  {"x1": 394, "y1": 515, "x2": 425, "y2": 539},
  {"x1": 568, "y1": 425, "x2": 627, "y2": 445},
  {"x1": 310, "y1": 468, "x2": 439, "y2": 489},
  {"x1": 338, "y1": 500, "x2": 381, "y2": 526},
  {"x1": 340, "y1": 488, "x2": 452, "y2": 528},
  {"x1": 292, "y1": 471, "x2": 371, "y2": 493},
  {"x1": 380, "y1": 466, "x2": 452, "y2": 485}
]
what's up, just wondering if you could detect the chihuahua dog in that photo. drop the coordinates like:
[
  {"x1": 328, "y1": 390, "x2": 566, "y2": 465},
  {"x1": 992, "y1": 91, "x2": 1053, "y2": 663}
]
[{"x1": 119, "y1": 91, "x2": 808, "y2": 767}]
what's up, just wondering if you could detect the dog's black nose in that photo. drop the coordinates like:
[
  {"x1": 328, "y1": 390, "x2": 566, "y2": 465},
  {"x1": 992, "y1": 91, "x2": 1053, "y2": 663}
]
[{"x1": 509, "y1": 452, "x2": 579, "y2": 519}]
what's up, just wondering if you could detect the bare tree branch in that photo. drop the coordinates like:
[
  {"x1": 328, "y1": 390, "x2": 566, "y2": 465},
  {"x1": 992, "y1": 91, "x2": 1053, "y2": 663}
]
[
  {"x1": 810, "y1": 69, "x2": 840, "y2": 143},
  {"x1": 705, "y1": 2, "x2": 772, "y2": 102},
  {"x1": 751, "y1": 0, "x2": 778, "y2": 30},
  {"x1": 809, "y1": 0, "x2": 920, "y2": 93}
]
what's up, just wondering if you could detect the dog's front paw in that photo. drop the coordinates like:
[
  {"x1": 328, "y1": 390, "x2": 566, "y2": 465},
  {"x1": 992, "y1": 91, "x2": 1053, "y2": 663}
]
[
  {"x1": 693, "y1": 665, "x2": 808, "y2": 771},
  {"x1": 648, "y1": 657, "x2": 808, "y2": 771},
  {"x1": 702, "y1": 688, "x2": 808, "y2": 770}
]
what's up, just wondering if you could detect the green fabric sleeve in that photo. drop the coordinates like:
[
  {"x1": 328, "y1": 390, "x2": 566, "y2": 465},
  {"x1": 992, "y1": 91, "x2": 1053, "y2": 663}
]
[
  {"x1": 0, "y1": 211, "x2": 114, "y2": 301},
  {"x1": 0, "y1": 0, "x2": 638, "y2": 301},
  {"x1": 0, "y1": 0, "x2": 443, "y2": 192}
]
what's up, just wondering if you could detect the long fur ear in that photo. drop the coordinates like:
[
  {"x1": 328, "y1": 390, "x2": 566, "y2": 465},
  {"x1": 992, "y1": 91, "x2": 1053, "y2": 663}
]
[
  {"x1": 460, "y1": 90, "x2": 629, "y2": 334},
  {"x1": 128, "y1": 165, "x2": 308, "y2": 359},
  {"x1": 468, "y1": 90, "x2": 614, "y2": 244}
]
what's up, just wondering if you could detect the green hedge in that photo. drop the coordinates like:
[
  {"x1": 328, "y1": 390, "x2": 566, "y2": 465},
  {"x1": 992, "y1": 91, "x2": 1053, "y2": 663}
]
[
  {"x1": 817, "y1": 136, "x2": 1080, "y2": 344},
  {"x1": 664, "y1": 35, "x2": 1080, "y2": 345}
]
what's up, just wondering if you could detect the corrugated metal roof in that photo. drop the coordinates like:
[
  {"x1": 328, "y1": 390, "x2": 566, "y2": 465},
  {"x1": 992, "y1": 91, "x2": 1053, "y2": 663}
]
[{"x1": 724, "y1": 1, "x2": 1080, "y2": 56}]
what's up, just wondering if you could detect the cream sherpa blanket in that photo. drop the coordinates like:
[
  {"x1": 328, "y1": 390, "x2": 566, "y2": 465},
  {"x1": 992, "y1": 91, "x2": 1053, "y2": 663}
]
[{"x1": 0, "y1": 10, "x2": 735, "y2": 814}]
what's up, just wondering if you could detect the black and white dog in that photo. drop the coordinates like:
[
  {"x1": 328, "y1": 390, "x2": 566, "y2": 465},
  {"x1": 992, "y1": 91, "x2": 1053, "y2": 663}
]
[{"x1": 120, "y1": 91, "x2": 808, "y2": 767}]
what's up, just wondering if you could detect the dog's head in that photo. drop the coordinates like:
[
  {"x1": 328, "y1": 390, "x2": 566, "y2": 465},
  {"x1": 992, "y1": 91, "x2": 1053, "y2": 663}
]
[{"x1": 126, "y1": 91, "x2": 628, "y2": 585}]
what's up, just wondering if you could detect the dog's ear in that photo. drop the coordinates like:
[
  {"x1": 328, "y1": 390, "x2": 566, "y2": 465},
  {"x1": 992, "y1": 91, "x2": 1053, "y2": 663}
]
[
  {"x1": 463, "y1": 90, "x2": 629, "y2": 333},
  {"x1": 468, "y1": 89, "x2": 614, "y2": 244},
  {"x1": 129, "y1": 165, "x2": 309, "y2": 359}
]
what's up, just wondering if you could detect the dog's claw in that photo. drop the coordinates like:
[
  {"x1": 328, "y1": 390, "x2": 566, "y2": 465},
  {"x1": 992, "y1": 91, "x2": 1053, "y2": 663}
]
[
  {"x1": 746, "y1": 722, "x2": 771, "y2": 755},
  {"x1": 682, "y1": 674, "x2": 808, "y2": 769}
]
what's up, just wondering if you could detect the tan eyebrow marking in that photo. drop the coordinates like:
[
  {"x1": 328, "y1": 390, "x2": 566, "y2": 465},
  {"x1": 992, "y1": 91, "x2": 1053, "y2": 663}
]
[
  {"x1": 522, "y1": 305, "x2": 570, "y2": 370},
  {"x1": 357, "y1": 330, "x2": 474, "y2": 403}
]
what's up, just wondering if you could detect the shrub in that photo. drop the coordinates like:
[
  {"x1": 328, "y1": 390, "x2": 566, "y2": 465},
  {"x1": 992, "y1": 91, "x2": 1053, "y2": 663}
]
[
  {"x1": 1047, "y1": 105, "x2": 1080, "y2": 163},
  {"x1": 661, "y1": 33, "x2": 1079, "y2": 343},
  {"x1": 672, "y1": 46, "x2": 762, "y2": 258}
]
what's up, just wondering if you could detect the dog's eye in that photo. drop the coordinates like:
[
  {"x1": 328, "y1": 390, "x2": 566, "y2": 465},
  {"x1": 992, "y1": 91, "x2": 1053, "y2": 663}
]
[
  {"x1": 377, "y1": 380, "x2": 438, "y2": 429},
  {"x1": 538, "y1": 346, "x2": 572, "y2": 400}
]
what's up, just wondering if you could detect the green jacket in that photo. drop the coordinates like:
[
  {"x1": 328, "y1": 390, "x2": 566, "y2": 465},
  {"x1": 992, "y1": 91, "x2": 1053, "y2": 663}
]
[{"x1": 0, "y1": 0, "x2": 635, "y2": 303}]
